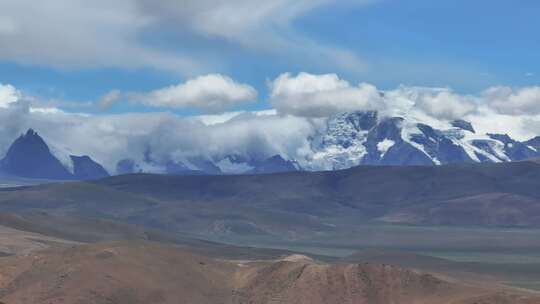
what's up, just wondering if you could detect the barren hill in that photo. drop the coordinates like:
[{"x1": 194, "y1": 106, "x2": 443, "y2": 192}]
[{"x1": 0, "y1": 241, "x2": 538, "y2": 304}]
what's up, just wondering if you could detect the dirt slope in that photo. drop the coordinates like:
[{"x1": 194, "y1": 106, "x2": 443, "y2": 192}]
[
  {"x1": 0, "y1": 241, "x2": 538, "y2": 304},
  {"x1": 0, "y1": 241, "x2": 236, "y2": 304},
  {"x1": 233, "y1": 258, "x2": 540, "y2": 304}
]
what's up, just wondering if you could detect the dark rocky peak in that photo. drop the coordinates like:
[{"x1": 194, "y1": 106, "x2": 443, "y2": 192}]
[
  {"x1": 487, "y1": 133, "x2": 514, "y2": 144},
  {"x1": 12, "y1": 129, "x2": 51, "y2": 156},
  {"x1": 0, "y1": 129, "x2": 72, "y2": 179},
  {"x1": 116, "y1": 159, "x2": 141, "y2": 175},
  {"x1": 70, "y1": 155, "x2": 109, "y2": 180},
  {"x1": 486, "y1": 133, "x2": 538, "y2": 161},
  {"x1": 525, "y1": 136, "x2": 540, "y2": 151},
  {"x1": 186, "y1": 157, "x2": 222, "y2": 175},
  {"x1": 224, "y1": 154, "x2": 250, "y2": 164},
  {"x1": 367, "y1": 117, "x2": 404, "y2": 143},
  {"x1": 416, "y1": 123, "x2": 439, "y2": 139},
  {"x1": 451, "y1": 120, "x2": 475, "y2": 133},
  {"x1": 0, "y1": 129, "x2": 109, "y2": 180},
  {"x1": 165, "y1": 160, "x2": 192, "y2": 175},
  {"x1": 344, "y1": 111, "x2": 378, "y2": 131},
  {"x1": 250, "y1": 155, "x2": 299, "y2": 174}
]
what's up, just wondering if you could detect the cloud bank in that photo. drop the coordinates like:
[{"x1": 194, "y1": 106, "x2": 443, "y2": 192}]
[
  {"x1": 0, "y1": 98, "x2": 316, "y2": 175},
  {"x1": 2, "y1": 73, "x2": 540, "y2": 174},
  {"x1": 483, "y1": 86, "x2": 540, "y2": 115}
]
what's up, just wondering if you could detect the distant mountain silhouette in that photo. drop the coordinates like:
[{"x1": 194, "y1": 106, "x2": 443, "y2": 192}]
[
  {"x1": 0, "y1": 129, "x2": 109, "y2": 180},
  {"x1": 71, "y1": 155, "x2": 109, "y2": 180},
  {"x1": 117, "y1": 111, "x2": 540, "y2": 175},
  {"x1": 249, "y1": 155, "x2": 299, "y2": 174},
  {"x1": 0, "y1": 129, "x2": 72, "y2": 179}
]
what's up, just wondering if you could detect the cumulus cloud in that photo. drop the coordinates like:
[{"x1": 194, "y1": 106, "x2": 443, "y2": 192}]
[
  {"x1": 385, "y1": 86, "x2": 478, "y2": 120},
  {"x1": 129, "y1": 74, "x2": 257, "y2": 113},
  {"x1": 268, "y1": 73, "x2": 477, "y2": 120},
  {"x1": 0, "y1": 84, "x2": 20, "y2": 108},
  {"x1": 269, "y1": 72, "x2": 383, "y2": 117},
  {"x1": 482, "y1": 86, "x2": 540, "y2": 115}
]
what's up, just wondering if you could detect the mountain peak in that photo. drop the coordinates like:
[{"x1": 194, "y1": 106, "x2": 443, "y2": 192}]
[
  {"x1": 0, "y1": 129, "x2": 72, "y2": 179},
  {"x1": 0, "y1": 129, "x2": 109, "y2": 180},
  {"x1": 451, "y1": 119, "x2": 475, "y2": 133},
  {"x1": 70, "y1": 155, "x2": 110, "y2": 180},
  {"x1": 249, "y1": 155, "x2": 299, "y2": 174},
  {"x1": 12, "y1": 129, "x2": 53, "y2": 158},
  {"x1": 25, "y1": 128, "x2": 37, "y2": 137}
]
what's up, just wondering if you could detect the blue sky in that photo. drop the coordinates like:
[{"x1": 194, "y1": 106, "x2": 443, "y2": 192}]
[
  {"x1": 2, "y1": 0, "x2": 540, "y2": 172},
  {"x1": 0, "y1": 0, "x2": 538, "y2": 115}
]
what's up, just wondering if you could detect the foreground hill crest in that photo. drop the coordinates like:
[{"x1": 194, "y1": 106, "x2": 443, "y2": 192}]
[{"x1": 1, "y1": 241, "x2": 537, "y2": 304}]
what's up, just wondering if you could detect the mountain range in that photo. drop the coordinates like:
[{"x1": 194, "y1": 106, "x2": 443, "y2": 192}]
[
  {"x1": 306, "y1": 111, "x2": 540, "y2": 169},
  {"x1": 1, "y1": 137, "x2": 540, "y2": 302},
  {"x1": 3, "y1": 111, "x2": 540, "y2": 180}
]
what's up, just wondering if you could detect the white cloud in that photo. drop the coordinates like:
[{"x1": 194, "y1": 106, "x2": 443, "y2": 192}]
[
  {"x1": 98, "y1": 90, "x2": 122, "y2": 110},
  {"x1": 269, "y1": 72, "x2": 383, "y2": 117},
  {"x1": 28, "y1": 107, "x2": 66, "y2": 115},
  {"x1": 0, "y1": 84, "x2": 20, "y2": 108},
  {"x1": 465, "y1": 108, "x2": 536, "y2": 141},
  {"x1": 4, "y1": 78, "x2": 540, "y2": 177},
  {"x1": 0, "y1": 0, "x2": 371, "y2": 74},
  {"x1": 268, "y1": 73, "x2": 477, "y2": 120},
  {"x1": 139, "y1": 0, "x2": 329, "y2": 41},
  {"x1": 196, "y1": 109, "x2": 277, "y2": 125},
  {"x1": 139, "y1": 0, "x2": 371, "y2": 72},
  {"x1": 130, "y1": 74, "x2": 257, "y2": 113},
  {"x1": 483, "y1": 86, "x2": 540, "y2": 115},
  {"x1": 386, "y1": 86, "x2": 478, "y2": 120},
  {"x1": 0, "y1": 0, "x2": 201, "y2": 72},
  {"x1": 0, "y1": 89, "x2": 315, "y2": 174}
]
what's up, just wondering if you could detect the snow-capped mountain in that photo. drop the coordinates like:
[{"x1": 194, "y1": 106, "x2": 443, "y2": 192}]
[
  {"x1": 0, "y1": 129, "x2": 109, "y2": 180},
  {"x1": 6, "y1": 111, "x2": 540, "y2": 179},
  {"x1": 305, "y1": 111, "x2": 540, "y2": 169},
  {"x1": 110, "y1": 111, "x2": 540, "y2": 175},
  {"x1": 117, "y1": 154, "x2": 300, "y2": 176}
]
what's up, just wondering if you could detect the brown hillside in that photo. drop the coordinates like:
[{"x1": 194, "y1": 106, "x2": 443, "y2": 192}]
[{"x1": 0, "y1": 241, "x2": 538, "y2": 304}]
